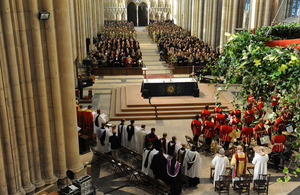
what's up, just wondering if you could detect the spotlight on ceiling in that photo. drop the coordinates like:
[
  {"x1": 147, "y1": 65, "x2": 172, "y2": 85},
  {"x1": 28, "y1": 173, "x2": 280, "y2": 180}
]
[{"x1": 38, "y1": 11, "x2": 50, "y2": 20}]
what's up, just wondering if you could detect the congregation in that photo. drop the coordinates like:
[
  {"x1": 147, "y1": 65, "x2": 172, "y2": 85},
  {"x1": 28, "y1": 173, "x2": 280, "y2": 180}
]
[
  {"x1": 88, "y1": 21, "x2": 143, "y2": 67},
  {"x1": 148, "y1": 22, "x2": 220, "y2": 67}
]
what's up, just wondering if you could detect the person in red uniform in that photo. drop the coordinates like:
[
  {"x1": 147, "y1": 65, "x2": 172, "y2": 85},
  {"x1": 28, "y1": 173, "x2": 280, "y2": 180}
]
[
  {"x1": 243, "y1": 105, "x2": 255, "y2": 123},
  {"x1": 219, "y1": 120, "x2": 232, "y2": 150},
  {"x1": 271, "y1": 129, "x2": 286, "y2": 170},
  {"x1": 214, "y1": 112, "x2": 226, "y2": 134},
  {"x1": 191, "y1": 114, "x2": 202, "y2": 148},
  {"x1": 256, "y1": 96, "x2": 265, "y2": 119},
  {"x1": 77, "y1": 105, "x2": 85, "y2": 129},
  {"x1": 271, "y1": 89, "x2": 280, "y2": 113},
  {"x1": 240, "y1": 122, "x2": 253, "y2": 150},
  {"x1": 230, "y1": 104, "x2": 242, "y2": 119},
  {"x1": 200, "y1": 105, "x2": 211, "y2": 122},
  {"x1": 231, "y1": 113, "x2": 242, "y2": 131},
  {"x1": 247, "y1": 92, "x2": 255, "y2": 105},
  {"x1": 125, "y1": 55, "x2": 133, "y2": 67},
  {"x1": 254, "y1": 119, "x2": 265, "y2": 146},
  {"x1": 203, "y1": 116, "x2": 215, "y2": 152},
  {"x1": 274, "y1": 112, "x2": 286, "y2": 131},
  {"x1": 213, "y1": 103, "x2": 222, "y2": 113},
  {"x1": 83, "y1": 105, "x2": 94, "y2": 138}
]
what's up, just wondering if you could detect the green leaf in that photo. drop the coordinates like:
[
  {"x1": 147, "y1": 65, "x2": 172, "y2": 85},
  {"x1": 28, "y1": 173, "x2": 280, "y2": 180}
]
[
  {"x1": 277, "y1": 178, "x2": 283, "y2": 183},
  {"x1": 296, "y1": 168, "x2": 300, "y2": 172},
  {"x1": 283, "y1": 167, "x2": 289, "y2": 174},
  {"x1": 284, "y1": 175, "x2": 291, "y2": 182}
]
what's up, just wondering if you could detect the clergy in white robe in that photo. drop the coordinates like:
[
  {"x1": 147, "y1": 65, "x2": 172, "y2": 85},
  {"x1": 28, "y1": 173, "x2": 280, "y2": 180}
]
[
  {"x1": 212, "y1": 148, "x2": 229, "y2": 186},
  {"x1": 126, "y1": 120, "x2": 137, "y2": 151},
  {"x1": 136, "y1": 125, "x2": 148, "y2": 154},
  {"x1": 159, "y1": 132, "x2": 169, "y2": 154},
  {"x1": 97, "y1": 126, "x2": 112, "y2": 154},
  {"x1": 183, "y1": 148, "x2": 202, "y2": 186},
  {"x1": 167, "y1": 136, "x2": 181, "y2": 158},
  {"x1": 117, "y1": 119, "x2": 127, "y2": 147},
  {"x1": 93, "y1": 109, "x2": 106, "y2": 134},
  {"x1": 252, "y1": 147, "x2": 269, "y2": 181},
  {"x1": 142, "y1": 142, "x2": 158, "y2": 177}
]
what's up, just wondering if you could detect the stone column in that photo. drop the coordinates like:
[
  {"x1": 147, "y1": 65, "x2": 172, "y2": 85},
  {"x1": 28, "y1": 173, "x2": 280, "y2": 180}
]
[
  {"x1": 14, "y1": 0, "x2": 44, "y2": 188},
  {"x1": 69, "y1": 0, "x2": 77, "y2": 61},
  {"x1": 28, "y1": 0, "x2": 58, "y2": 185},
  {"x1": 0, "y1": 60, "x2": 24, "y2": 195},
  {"x1": 231, "y1": 0, "x2": 239, "y2": 32},
  {"x1": 81, "y1": 0, "x2": 87, "y2": 59},
  {"x1": 220, "y1": 0, "x2": 228, "y2": 51},
  {"x1": 198, "y1": 0, "x2": 204, "y2": 39},
  {"x1": 212, "y1": 0, "x2": 218, "y2": 48},
  {"x1": 0, "y1": 0, "x2": 36, "y2": 192},
  {"x1": 42, "y1": 0, "x2": 68, "y2": 180},
  {"x1": 53, "y1": 0, "x2": 84, "y2": 175},
  {"x1": 10, "y1": 0, "x2": 36, "y2": 188},
  {"x1": 0, "y1": 133, "x2": 8, "y2": 195},
  {"x1": 257, "y1": 0, "x2": 264, "y2": 27},
  {"x1": 137, "y1": 6, "x2": 139, "y2": 26},
  {"x1": 264, "y1": 0, "x2": 272, "y2": 25}
]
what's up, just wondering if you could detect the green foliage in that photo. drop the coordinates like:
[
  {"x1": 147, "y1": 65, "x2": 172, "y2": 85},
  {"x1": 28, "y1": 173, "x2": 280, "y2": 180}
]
[
  {"x1": 212, "y1": 24, "x2": 300, "y2": 143},
  {"x1": 256, "y1": 23, "x2": 300, "y2": 40}
]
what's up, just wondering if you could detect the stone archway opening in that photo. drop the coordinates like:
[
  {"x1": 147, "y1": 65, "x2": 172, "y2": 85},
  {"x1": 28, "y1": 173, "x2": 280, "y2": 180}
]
[
  {"x1": 138, "y1": 2, "x2": 148, "y2": 26},
  {"x1": 127, "y1": 2, "x2": 137, "y2": 26}
]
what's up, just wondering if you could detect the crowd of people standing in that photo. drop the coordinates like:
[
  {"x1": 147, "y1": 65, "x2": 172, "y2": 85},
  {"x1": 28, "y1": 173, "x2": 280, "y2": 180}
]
[
  {"x1": 148, "y1": 21, "x2": 220, "y2": 67},
  {"x1": 88, "y1": 21, "x2": 143, "y2": 68}
]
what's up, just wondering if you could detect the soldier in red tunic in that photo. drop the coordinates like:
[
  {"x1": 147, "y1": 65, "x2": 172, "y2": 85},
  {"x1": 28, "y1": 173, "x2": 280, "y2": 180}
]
[
  {"x1": 254, "y1": 119, "x2": 266, "y2": 146},
  {"x1": 214, "y1": 112, "x2": 226, "y2": 134},
  {"x1": 200, "y1": 105, "x2": 211, "y2": 122},
  {"x1": 219, "y1": 120, "x2": 232, "y2": 150},
  {"x1": 213, "y1": 102, "x2": 222, "y2": 114},
  {"x1": 271, "y1": 129, "x2": 286, "y2": 170},
  {"x1": 191, "y1": 114, "x2": 202, "y2": 148},
  {"x1": 203, "y1": 116, "x2": 215, "y2": 152},
  {"x1": 243, "y1": 105, "x2": 255, "y2": 123},
  {"x1": 230, "y1": 104, "x2": 242, "y2": 119},
  {"x1": 240, "y1": 122, "x2": 253, "y2": 150}
]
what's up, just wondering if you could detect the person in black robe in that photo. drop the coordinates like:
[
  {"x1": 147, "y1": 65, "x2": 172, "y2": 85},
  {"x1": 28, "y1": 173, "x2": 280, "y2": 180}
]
[
  {"x1": 150, "y1": 148, "x2": 167, "y2": 182},
  {"x1": 166, "y1": 153, "x2": 182, "y2": 195}
]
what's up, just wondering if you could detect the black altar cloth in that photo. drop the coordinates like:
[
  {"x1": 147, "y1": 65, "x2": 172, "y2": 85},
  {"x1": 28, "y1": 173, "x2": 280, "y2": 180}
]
[{"x1": 141, "y1": 78, "x2": 199, "y2": 98}]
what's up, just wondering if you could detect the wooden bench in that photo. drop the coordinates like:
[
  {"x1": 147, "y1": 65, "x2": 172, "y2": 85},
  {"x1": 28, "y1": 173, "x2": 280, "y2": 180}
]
[{"x1": 210, "y1": 164, "x2": 255, "y2": 183}]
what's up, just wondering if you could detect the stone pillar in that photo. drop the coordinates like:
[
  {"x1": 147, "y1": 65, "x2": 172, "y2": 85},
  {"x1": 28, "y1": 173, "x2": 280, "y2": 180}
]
[
  {"x1": 28, "y1": 0, "x2": 58, "y2": 185},
  {"x1": 14, "y1": 0, "x2": 44, "y2": 188},
  {"x1": 53, "y1": 0, "x2": 84, "y2": 175},
  {"x1": 0, "y1": 134, "x2": 8, "y2": 195},
  {"x1": 42, "y1": 0, "x2": 68, "y2": 180},
  {"x1": 10, "y1": 0, "x2": 36, "y2": 189},
  {"x1": 212, "y1": 0, "x2": 218, "y2": 48},
  {"x1": 220, "y1": 0, "x2": 228, "y2": 51},
  {"x1": 198, "y1": 0, "x2": 204, "y2": 39},
  {"x1": 0, "y1": 57, "x2": 24, "y2": 195},
  {"x1": 231, "y1": 0, "x2": 239, "y2": 33},
  {"x1": 264, "y1": 0, "x2": 272, "y2": 25},
  {"x1": 257, "y1": 0, "x2": 265, "y2": 27},
  {"x1": 0, "y1": 0, "x2": 36, "y2": 192},
  {"x1": 81, "y1": 0, "x2": 87, "y2": 59}
]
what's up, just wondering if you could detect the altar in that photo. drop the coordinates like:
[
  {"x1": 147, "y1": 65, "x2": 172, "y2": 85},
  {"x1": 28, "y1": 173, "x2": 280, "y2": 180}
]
[{"x1": 141, "y1": 78, "x2": 199, "y2": 98}]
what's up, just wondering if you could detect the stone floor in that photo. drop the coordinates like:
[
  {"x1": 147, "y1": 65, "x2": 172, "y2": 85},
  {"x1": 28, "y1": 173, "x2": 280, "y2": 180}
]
[{"x1": 79, "y1": 27, "x2": 300, "y2": 194}]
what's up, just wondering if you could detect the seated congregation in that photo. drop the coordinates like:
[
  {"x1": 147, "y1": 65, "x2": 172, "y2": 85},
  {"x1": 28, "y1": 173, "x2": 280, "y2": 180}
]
[
  {"x1": 148, "y1": 21, "x2": 220, "y2": 67},
  {"x1": 88, "y1": 21, "x2": 143, "y2": 68}
]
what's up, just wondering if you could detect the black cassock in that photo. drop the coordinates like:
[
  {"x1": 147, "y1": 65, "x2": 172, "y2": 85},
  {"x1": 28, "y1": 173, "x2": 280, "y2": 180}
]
[
  {"x1": 150, "y1": 153, "x2": 167, "y2": 182},
  {"x1": 166, "y1": 159, "x2": 182, "y2": 195}
]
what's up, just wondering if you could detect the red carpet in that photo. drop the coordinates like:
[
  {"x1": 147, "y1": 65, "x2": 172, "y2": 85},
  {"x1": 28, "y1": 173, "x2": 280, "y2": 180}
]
[{"x1": 146, "y1": 73, "x2": 174, "y2": 79}]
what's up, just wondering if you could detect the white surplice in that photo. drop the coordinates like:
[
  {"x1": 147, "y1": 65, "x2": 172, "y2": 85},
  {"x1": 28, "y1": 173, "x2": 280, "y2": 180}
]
[
  {"x1": 212, "y1": 155, "x2": 230, "y2": 186},
  {"x1": 136, "y1": 128, "x2": 147, "y2": 154},
  {"x1": 142, "y1": 148, "x2": 158, "y2": 177},
  {"x1": 93, "y1": 113, "x2": 106, "y2": 134},
  {"x1": 252, "y1": 153, "x2": 269, "y2": 181},
  {"x1": 126, "y1": 125, "x2": 137, "y2": 151},
  {"x1": 96, "y1": 127, "x2": 112, "y2": 153},
  {"x1": 118, "y1": 124, "x2": 127, "y2": 147},
  {"x1": 183, "y1": 150, "x2": 201, "y2": 178}
]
